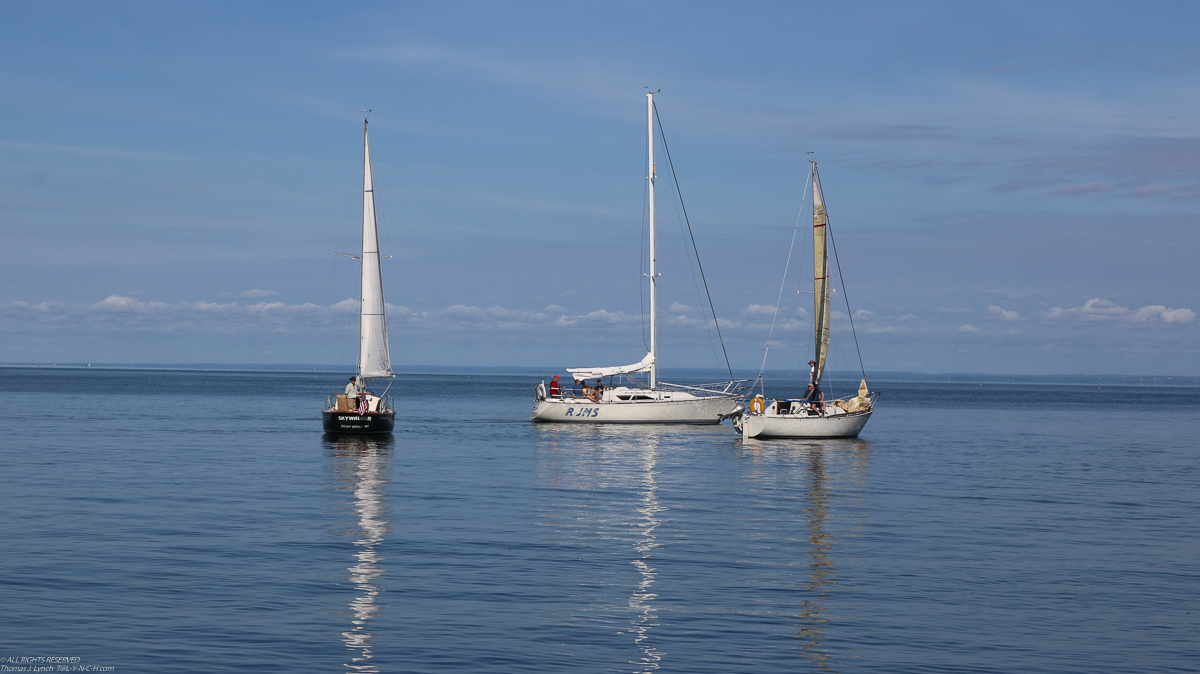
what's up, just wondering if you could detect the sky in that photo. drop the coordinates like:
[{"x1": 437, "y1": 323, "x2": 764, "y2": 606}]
[{"x1": 1, "y1": 1, "x2": 1197, "y2": 375}]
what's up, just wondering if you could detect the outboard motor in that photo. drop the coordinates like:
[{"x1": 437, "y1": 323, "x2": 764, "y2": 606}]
[{"x1": 718, "y1": 402, "x2": 746, "y2": 422}]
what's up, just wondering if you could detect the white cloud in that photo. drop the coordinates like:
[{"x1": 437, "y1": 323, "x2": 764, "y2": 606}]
[
  {"x1": 1132, "y1": 305, "x2": 1196, "y2": 323},
  {"x1": 957, "y1": 324, "x2": 983, "y2": 334},
  {"x1": 1044, "y1": 298, "x2": 1195, "y2": 324},
  {"x1": 986, "y1": 305, "x2": 1021, "y2": 321},
  {"x1": 331, "y1": 298, "x2": 359, "y2": 313},
  {"x1": 743, "y1": 303, "x2": 778, "y2": 318}
]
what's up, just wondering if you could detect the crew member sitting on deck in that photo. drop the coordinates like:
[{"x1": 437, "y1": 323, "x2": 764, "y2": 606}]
[
  {"x1": 588, "y1": 380, "x2": 604, "y2": 403},
  {"x1": 804, "y1": 383, "x2": 825, "y2": 415},
  {"x1": 548, "y1": 375, "x2": 561, "y2": 397},
  {"x1": 573, "y1": 379, "x2": 584, "y2": 398}
]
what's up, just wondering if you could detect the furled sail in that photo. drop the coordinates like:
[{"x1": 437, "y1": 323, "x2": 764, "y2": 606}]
[
  {"x1": 358, "y1": 120, "x2": 393, "y2": 380},
  {"x1": 812, "y1": 163, "x2": 831, "y2": 386},
  {"x1": 566, "y1": 352, "x2": 654, "y2": 381}
]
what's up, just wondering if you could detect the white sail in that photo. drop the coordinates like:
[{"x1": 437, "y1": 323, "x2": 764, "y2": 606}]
[
  {"x1": 566, "y1": 352, "x2": 654, "y2": 380},
  {"x1": 812, "y1": 163, "x2": 831, "y2": 385},
  {"x1": 358, "y1": 119, "x2": 393, "y2": 380}
]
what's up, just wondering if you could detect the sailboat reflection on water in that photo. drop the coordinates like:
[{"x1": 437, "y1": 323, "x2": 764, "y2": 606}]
[{"x1": 328, "y1": 435, "x2": 393, "y2": 673}]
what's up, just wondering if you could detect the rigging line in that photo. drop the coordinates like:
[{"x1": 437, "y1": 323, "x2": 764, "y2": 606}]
[
  {"x1": 653, "y1": 102, "x2": 733, "y2": 380},
  {"x1": 826, "y1": 205, "x2": 867, "y2": 382},
  {"x1": 757, "y1": 172, "x2": 811, "y2": 396},
  {"x1": 663, "y1": 134, "x2": 722, "y2": 373},
  {"x1": 570, "y1": 147, "x2": 632, "y2": 318},
  {"x1": 334, "y1": 185, "x2": 354, "y2": 261},
  {"x1": 371, "y1": 153, "x2": 394, "y2": 260},
  {"x1": 333, "y1": 168, "x2": 356, "y2": 368}
]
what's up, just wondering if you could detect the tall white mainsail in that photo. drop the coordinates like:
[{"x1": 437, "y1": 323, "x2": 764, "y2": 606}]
[
  {"x1": 812, "y1": 163, "x2": 831, "y2": 385},
  {"x1": 358, "y1": 119, "x2": 393, "y2": 380}
]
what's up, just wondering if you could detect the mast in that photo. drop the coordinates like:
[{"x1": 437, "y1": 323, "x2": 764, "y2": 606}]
[
  {"x1": 358, "y1": 117, "x2": 393, "y2": 381},
  {"x1": 812, "y1": 162, "x2": 831, "y2": 386},
  {"x1": 647, "y1": 92, "x2": 658, "y2": 390}
]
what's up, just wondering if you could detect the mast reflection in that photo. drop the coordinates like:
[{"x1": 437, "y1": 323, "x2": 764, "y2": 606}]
[
  {"x1": 629, "y1": 431, "x2": 664, "y2": 673},
  {"x1": 327, "y1": 434, "x2": 393, "y2": 673},
  {"x1": 794, "y1": 438, "x2": 870, "y2": 672}
]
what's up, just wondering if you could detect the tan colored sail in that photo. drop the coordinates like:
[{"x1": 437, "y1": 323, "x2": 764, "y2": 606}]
[{"x1": 812, "y1": 163, "x2": 831, "y2": 385}]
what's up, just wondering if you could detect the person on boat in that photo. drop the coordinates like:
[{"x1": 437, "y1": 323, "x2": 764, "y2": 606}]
[
  {"x1": 804, "y1": 383, "x2": 825, "y2": 415},
  {"x1": 808, "y1": 360, "x2": 817, "y2": 385},
  {"x1": 345, "y1": 377, "x2": 360, "y2": 396},
  {"x1": 548, "y1": 375, "x2": 561, "y2": 397},
  {"x1": 589, "y1": 380, "x2": 604, "y2": 403},
  {"x1": 573, "y1": 379, "x2": 584, "y2": 398}
]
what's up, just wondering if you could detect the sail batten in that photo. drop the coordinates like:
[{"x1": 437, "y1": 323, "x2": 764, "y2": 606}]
[{"x1": 358, "y1": 119, "x2": 393, "y2": 380}]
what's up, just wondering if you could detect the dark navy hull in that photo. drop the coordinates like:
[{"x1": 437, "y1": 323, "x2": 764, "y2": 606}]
[{"x1": 322, "y1": 410, "x2": 396, "y2": 434}]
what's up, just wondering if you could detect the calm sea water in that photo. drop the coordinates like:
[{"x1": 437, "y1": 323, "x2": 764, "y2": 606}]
[{"x1": 1, "y1": 367, "x2": 1197, "y2": 673}]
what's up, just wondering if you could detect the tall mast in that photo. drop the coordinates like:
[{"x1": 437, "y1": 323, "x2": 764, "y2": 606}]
[
  {"x1": 811, "y1": 162, "x2": 831, "y2": 386},
  {"x1": 647, "y1": 92, "x2": 658, "y2": 389}
]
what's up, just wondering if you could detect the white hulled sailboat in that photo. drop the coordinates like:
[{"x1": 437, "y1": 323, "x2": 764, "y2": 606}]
[
  {"x1": 323, "y1": 116, "x2": 396, "y2": 434},
  {"x1": 530, "y1": 93, "x2": 744, "y2": 424},
  {"x1": 735, "y1": 162, "x2": 876, "y2": 439}
]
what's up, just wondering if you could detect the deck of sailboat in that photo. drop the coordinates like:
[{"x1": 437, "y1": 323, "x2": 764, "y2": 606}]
[
  {"x1": 530, "y1": 387, "x2": 742, "y2": 424},
  {"x1": 737, "y1": 407, "x2": 872, "y2": 439}
]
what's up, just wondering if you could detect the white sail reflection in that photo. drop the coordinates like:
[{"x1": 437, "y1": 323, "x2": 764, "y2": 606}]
[
  {"x1": 629, "y1": 432, "x2": 665, "y2": 673},
  {"x1": 329, "y1": 436, "x2": 392, "y2": 673}
]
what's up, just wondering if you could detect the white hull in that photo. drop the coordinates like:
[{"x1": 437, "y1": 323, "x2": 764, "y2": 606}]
[
  {"x1": 737, "y1": 408, "x2": 871, "y2": 439},
  {"x1": 531, "y1": 390, "x2": 739, "y2": 424}
]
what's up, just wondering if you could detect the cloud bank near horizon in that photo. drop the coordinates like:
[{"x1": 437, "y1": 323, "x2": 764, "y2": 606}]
[{"x1": 1, "y1": 292, "x2": 1193, "y2": 374}]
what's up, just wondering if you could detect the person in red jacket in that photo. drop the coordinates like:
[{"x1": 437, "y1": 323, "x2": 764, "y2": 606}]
[{"x1": 547, "y1": 375, "x2": 561, "y2": 397}]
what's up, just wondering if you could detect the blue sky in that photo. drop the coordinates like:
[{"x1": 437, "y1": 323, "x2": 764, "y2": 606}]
[{"x1": 1, "y1": 1, "x2": 1197, "y2": 374}]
